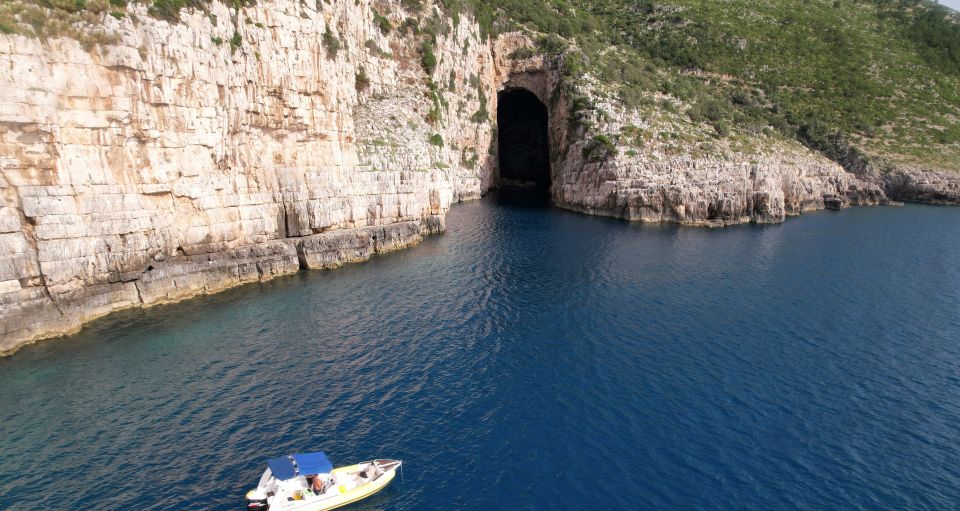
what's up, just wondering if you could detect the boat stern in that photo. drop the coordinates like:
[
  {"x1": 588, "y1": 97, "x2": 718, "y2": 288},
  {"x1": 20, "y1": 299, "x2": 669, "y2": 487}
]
[{"x1": 244, "y1": 489, "x2": 269, "y2": 510}]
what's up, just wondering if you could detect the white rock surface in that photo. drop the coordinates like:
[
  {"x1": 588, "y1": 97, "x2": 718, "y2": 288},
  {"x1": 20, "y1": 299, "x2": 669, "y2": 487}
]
[
  {"x1": 0, "y1": 0, "x2": 895, "y2": 353},
  {"x1": 0, "y1": 0, "x2": 500, "y2": 352}
]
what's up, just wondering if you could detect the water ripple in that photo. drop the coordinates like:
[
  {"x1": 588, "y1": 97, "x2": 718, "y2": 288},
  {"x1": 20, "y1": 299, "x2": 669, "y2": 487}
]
[{"x1": 1, "y1": 196, "x2": 959, "y2": 510}]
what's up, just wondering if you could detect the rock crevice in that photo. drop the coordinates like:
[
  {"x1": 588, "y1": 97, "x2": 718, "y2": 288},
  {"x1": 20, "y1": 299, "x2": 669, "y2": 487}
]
[
  {"x1": 0, "y1": 0, "x2": 498, "y2": 353},
  {"x1": 0, "y1": 0, "x2": 948, "y2": 354}
]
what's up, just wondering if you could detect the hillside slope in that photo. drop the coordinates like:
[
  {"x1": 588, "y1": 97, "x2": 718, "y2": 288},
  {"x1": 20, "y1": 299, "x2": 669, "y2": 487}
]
[
  {"x1": 3, "y1": 0, "x2": 958, "y2": 188},
  {"x1": 473, "y1": 0, "x2": 960, "y2": 199},
  {"x1": 0, "y1": 0, "x2": 956, "y2": 353}
]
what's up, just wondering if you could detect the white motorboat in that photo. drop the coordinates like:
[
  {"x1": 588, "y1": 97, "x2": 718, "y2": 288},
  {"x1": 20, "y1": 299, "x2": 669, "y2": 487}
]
[{"x1": 245, "y1": 452, "x2": 401, "y2": 511}]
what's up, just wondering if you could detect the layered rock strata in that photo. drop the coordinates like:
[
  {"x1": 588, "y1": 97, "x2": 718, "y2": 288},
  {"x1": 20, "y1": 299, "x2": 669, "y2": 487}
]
[
  {"x1": 879, "y1": 166, "x2": 960, "y2": 205},
  {"x1": 554, "y1": 150, "x2": 890, "y2": 226},
  {"x1": 0, "y1": 0, "x2": 948, "y2": 353},
  {"x1": 0, "y1": 0, "x2": 495, "y2": 352}
]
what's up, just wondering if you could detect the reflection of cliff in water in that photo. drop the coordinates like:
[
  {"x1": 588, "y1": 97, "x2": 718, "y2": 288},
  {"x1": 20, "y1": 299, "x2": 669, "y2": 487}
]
[{"x1": 490, "y1": 188, "x2": 553, "y2": 210}]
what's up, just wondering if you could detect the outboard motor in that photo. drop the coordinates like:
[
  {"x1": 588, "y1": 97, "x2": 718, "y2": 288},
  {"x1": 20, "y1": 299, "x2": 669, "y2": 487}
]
[{"x1": 245, "y1": 489, "x2": 269, "y2": 510}]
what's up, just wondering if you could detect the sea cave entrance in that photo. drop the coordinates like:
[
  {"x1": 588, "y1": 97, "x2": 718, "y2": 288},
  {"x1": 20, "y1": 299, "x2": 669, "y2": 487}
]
[{"x1": 497, "y1": 88, "x2": 551, "y2": 193}]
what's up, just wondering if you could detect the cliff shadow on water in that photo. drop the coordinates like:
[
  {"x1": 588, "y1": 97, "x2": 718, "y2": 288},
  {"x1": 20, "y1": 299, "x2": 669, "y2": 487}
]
[
  {"x1": 497, "y1": 88, "x2": 551, "y2": 193},
  {"x1": 488, "y1": 188, "x2": 556, "y2": 215}
]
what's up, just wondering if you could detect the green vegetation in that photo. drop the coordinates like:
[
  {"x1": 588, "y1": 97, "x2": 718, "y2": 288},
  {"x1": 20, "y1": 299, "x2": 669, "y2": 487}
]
[
  {"x1": 470, "y1": 92, "x2": 488, "y2": 123},
  {"x1": 229, "y1": 29, "x2": 241, "y2": 51},
  {"x1": 425, "y1": 78, "x2": 448, "y2": 125},
  {"x1": 507, "y1": 46, "x2": 534, "y2": 59},
  {"x1": 420, "y1": 39, "x2": 437, "y2": 75},
  {"x1": 461, "y1": 146, "x2": 479, "y2": 167},
  {"x1": 148, "y1": 0, "x2": 188, "y2": 21},
  {"x1": 0, "y1": 0, "x2": 119, "y2": 47},
  {"x1": 356, "y1": 66, "x2": 370, "y2": 91},
  {"x1": 2, "y1": 0, "x2": 957, "y2": 170},
  {"x1": 373, "y1": 9, "x2": 392, "y2": 34},
  {"x1": 364, "y1": 39, "x2": 392, "y2": 58},
  {"x1": 322, "y1": 23, "x2": 340, "y2": 57},
  {"x1": 438, "y1": 0, "x2": 960, "y2": 170},
  {"x1": 402, "y1": 0, "x2": 424, "y2": 12},
  {"x1": 0, "y1": 0, "x2": 259, "y2": 49},
  {"x1": 428, "y1": 133, "x2": 444, "y2": 146},
  {"x1": 582, "y1": 134, "x2": 617, "y2": 162},
  {"x1": 399, "y1": 17, "x2": 419, "y2": 35},
  {"x1": 142, "y1": 0, "x2": 252, "y2": 22},
  {"x1": 146, "y1": 0, "x2": 254, "y2": 22}
]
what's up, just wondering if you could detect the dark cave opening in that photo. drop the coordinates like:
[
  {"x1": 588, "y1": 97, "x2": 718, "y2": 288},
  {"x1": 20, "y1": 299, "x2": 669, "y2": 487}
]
[{"x1": 497, "y1": 88, "x2": 551, "y2": 192}]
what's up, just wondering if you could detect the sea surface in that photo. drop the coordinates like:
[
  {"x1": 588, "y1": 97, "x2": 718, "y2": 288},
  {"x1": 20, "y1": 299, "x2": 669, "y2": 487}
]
[{"x1": 2, "y1": 193, "x2": 959, "y2": 510}]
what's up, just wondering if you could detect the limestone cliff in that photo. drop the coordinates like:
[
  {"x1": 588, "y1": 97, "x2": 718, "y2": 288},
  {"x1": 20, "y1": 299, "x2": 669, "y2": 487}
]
[
  {"x1": 0, "y1": 0, "x2": 907, "y2": 353},
  {"x1": 0, "y1": 0, "x2": 502, "y2": 351}
]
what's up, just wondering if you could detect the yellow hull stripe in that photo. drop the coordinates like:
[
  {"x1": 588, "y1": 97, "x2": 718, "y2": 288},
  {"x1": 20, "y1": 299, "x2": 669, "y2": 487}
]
[{"x1": 303, "y1": 467, "x2": 397, "y2": 511}]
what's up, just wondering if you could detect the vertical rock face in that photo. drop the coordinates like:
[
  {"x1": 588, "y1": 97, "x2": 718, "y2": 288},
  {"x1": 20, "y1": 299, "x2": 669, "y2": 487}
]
[
  {"x1": 553, "y1": 150, "x2": 890, "y2": 225},
  {"x1": 493, "y1": 50, "x2": 890, "y2": 226},
  {"x1": 0, "y1": 0, "x2": 504, "y2": 352},
  {"x1": 0, "y1": 1, "x2": 896, "y2": 353},
  {"x1": 876, "y1": 166, "x2": 960, "y2": 204},
  {"x1": 540, "y1": 76, "x2": 892, "y2": 226}
]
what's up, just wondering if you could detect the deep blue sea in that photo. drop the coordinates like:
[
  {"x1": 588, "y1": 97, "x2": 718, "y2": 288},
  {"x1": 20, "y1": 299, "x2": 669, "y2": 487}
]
[{"x1": 2, "y1": 193, "x2": 960, "y2": 510}]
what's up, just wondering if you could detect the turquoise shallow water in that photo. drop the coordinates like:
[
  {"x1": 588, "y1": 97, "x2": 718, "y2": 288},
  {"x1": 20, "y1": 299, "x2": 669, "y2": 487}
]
[{"x1": 1, "y1": 194, "x2": 960, "y2": 510}]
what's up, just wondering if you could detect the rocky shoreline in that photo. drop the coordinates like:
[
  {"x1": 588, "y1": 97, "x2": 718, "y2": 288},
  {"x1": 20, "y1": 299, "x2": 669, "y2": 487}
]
[
  {"x1": 553, "y1": 152, "x2": 895, "y2": 227},
  {"x1": 2, "y1": 218, "x2": 442, "y2": 354},
  {"x1": 1, "y1": 0, "x2": 957, "y2": 354},
  {"x1": 879, "y1": 167, "x2": 960, "y2": 205}
]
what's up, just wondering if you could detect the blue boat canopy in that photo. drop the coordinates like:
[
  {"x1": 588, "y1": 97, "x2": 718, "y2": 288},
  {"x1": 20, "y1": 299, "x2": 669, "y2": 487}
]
[{"x1": 266, "y1": 452, "x2": 334, "y2": 480}]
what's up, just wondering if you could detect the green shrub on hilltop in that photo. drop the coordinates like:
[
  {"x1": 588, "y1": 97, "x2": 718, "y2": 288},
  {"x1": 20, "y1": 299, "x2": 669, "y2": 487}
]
[
  {"x1": 877, "y1": 0, "x2": 960, "y2": 74},
  {"x1": 1, "y1": 0, "x2": 958, "y2": 170},
  {"x1": 148, "y1": 0, "x2": 187, "y2": 21},
  {"x1": 451, "y1": 0, "x2": 960, "y2": 168}
]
